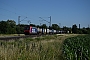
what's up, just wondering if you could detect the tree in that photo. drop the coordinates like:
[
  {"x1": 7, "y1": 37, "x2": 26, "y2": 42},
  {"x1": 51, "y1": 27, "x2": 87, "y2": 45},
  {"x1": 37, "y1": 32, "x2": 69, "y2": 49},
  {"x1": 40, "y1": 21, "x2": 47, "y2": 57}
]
[
  {"x1": 30, "y1": 24, "x2": 36, "y2": 27},
  {"x1": 7, "y1": 20, "x2": 16, "y2": 27},
  {"x1": 20, "y1": 24, "x2": 25, "y2": 34},
  {"x1": 7, "y1": 20, "x2": 16, "y2": 34},
  {"x1": 16, "y1": 24, "x2": 26, "y2": 34},
  {"x1": 81, "y1": 27, "x2": 90, "y2": 34},
  {"x1": 86, "y1": 27, "x2": 90, "y2": 34},
  {"x1": 36, "y1": 25, "x2": 40, "y2": 28},
  {"x1": 87, "y1": 28, "x2": 90, "y2": 34},
  {"x1": 41, "y1": 24, "x2": 47, "y2": 28},
  {"x1": 72, "y1": 24, "x2": 78, "y2": 33},
  {"x1": 63, "y1": 26, "x2": 67, "y2": 30},
  {"x1": 52, "y1": 24, "x2": 60, "y2": 30},
  {"x1": 0, "y1": 20, "x2": 16, "y2": 34},
  {"x1": 0, "y1": 21, "x2": 8, "y2": 34},
  {"x1": 77, "y1": 29, "x2": 83, "y2": 34},
  {"x1": 62, "y1": 26, "x2": 72, "y2": 33}
]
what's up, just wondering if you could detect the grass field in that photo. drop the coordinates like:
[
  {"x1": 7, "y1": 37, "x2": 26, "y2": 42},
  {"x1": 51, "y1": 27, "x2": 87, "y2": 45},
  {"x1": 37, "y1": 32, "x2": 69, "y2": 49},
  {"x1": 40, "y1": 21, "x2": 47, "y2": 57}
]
[
  {"x1": 62, "y1": 34, "x2": 90, "y2": 60},
  {"x1": 0, "y1": 34, "x2": 81, "y2": 60},
  {"x1": 0, "y1": 34, "x2": 25, "y2": 37}
]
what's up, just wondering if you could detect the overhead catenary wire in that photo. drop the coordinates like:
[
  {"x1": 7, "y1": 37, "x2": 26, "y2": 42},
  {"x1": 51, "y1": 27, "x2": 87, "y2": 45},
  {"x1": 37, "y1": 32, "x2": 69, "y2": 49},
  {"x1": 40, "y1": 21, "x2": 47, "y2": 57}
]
[
  {"x1": 0, "y1": 2, "x2": 35, "y2": 19},
  {"x1": 0, "y1": 2, "x2": 44, "y2": 25},
  {"x1": 0, "y1": 13, "x2": 16, "y2": 21},
  {"x1": 39, "y1": 16, "x2": 51, "y2": 27},
  {"x1": 0, "y1": 2, "x2": 28, "y2": 19},
  {"x1": 0, "y1": 7, "x2": 18, "y2": 15},
  {"x1": 0, "y1": 7, "x2": 30, "y2": 24},
  {"x1": 0, "y1": 1, "x2": 17, "y2": 10}
]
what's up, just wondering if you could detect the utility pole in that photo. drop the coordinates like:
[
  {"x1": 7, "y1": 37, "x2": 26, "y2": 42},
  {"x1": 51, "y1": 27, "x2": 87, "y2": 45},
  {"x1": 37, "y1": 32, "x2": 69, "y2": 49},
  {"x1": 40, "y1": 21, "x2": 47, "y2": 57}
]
[
  {"x1": 59, "y1": 23, "x2": 61, "y2": 28},
  {"x1": 49, "y1": 16, "x2": 51, "y2": 27},
  {"x1": 18, "y1": 16, "x2": 27, "y2": 36},
  {"x1": 88, "y1": 24, "x2": 89, "y2": 28},
  {"x1": 18, "y1": 16, "x2": 20, "y2": 25},
  {"x1": 47, "y1": 16, "x2": 51, "y2": 29},
  {"x1": 40, "y1": 23, "x2": 41, "y2": 26},
  {"x1": 79, "y1": 24, "x2": 80, "y2": 29},
  {"x1": 18, "y1": 16, "x2": 20, "y2": 36},
  {"x1": 39, "y1": 16, "x2": 51, "y2": 28},
  {"x1": 28, "y1": 20, "x2": 31, "y2": 25}
]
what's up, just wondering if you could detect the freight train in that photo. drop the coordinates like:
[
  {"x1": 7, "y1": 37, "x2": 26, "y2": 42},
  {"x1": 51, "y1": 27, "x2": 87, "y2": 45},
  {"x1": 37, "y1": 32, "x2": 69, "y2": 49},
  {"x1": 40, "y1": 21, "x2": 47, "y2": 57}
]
[{"x1": 24, "y1": 25, "x2": 69, "y2": 35}]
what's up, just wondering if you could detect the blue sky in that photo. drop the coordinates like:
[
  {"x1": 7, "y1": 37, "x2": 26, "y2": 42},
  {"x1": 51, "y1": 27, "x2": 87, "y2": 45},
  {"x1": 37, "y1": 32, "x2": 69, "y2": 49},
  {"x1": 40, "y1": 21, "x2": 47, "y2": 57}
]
[{"x1": 0, "y1": 0, "x2": 90, "y2": 28}]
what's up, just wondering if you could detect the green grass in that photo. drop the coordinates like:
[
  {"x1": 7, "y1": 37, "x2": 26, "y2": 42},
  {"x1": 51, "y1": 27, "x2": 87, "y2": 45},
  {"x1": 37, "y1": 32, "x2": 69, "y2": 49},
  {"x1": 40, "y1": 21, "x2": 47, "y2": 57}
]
[
  {"x1": 0, "y1": 34, "x2": 25, "y2": 37},
  {"x1": 0, "y1": 34, "x2": 79, "y2": 60},
  {"x1": 62, "y1": 34, "x2": 90, "y2": 60}
]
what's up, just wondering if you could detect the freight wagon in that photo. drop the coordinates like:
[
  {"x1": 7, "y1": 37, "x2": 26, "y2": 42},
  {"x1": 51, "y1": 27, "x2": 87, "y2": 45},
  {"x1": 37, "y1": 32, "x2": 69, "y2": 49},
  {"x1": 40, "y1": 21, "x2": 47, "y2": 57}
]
[
  {"x1": 24, "y1": 25, "x2": 70, "y2": 35},
  {"x1": 24, "y1": 26, "x2": 57, "y2": 35}
]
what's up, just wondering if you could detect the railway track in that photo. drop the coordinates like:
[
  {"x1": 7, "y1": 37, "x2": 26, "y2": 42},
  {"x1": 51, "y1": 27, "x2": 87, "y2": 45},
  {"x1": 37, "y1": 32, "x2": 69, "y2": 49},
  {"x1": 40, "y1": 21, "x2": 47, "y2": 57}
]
[{"x1": 0, "y1": 35, "x2": 39, "y2": 41}]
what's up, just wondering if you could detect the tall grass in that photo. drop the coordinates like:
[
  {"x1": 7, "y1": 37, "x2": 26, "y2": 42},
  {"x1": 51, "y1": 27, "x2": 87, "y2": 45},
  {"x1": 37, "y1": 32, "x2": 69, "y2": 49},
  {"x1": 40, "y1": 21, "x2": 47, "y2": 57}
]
[{"x1": 0, "y1": 34, "x2": 78, "y2": 60}]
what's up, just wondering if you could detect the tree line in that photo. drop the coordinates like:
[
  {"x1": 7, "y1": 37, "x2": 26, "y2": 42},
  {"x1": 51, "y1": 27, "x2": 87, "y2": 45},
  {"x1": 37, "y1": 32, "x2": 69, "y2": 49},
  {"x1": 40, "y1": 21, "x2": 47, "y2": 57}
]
[
  {"x1": 0, "y1": 20, "x2": 24, "y2": 34},
  {"x1": 0, "y1": 20, "x2": 90, "y2": 34}
]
